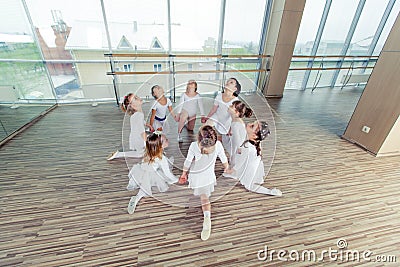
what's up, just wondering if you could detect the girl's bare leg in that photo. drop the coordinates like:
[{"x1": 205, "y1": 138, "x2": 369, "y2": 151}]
[
  {"x1": 178, "y1": 110, "x2": 189, "y2": 133},
  {"x1": 187, "y1": 115, "x2": 196, "y2": 131}
]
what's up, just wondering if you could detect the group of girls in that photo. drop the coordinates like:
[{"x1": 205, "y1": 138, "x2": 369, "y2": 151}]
[
  {"x1": 108, "y1": 79, "x2": 203, "y2": 161},
  {"x1": 108, "y1": 78, "x2": 282, "y2": 241}
]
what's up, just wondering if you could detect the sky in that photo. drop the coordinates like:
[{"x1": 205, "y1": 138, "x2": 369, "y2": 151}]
[
  {"x1": 0, "y1": 0, "x2": 265, "y2": 43},
  {"x1": 0, "y1": 0, "x2": 399, "y2": 46}
]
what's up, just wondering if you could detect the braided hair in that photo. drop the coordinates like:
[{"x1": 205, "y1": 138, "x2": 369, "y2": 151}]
[
  {"x1": 121, "y1": 93, "x2": 134, "y2": 114},
  {"x1": 242, "y1": 121, "x2": 270, "y2": 156},
  {"x1": 197, "y1": 125, "x2": 218, "y2": 154},
  {"x1": 232, "y1": 100, "x2": 253, "y2": 118}
]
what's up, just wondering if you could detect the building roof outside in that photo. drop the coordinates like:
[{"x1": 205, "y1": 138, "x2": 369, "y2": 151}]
[{"x1": 65, "y1": 20, "x2": 203, "y2": 53}]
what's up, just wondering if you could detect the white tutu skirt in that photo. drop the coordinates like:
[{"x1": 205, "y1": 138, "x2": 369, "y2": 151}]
[
  {"x1": 233, "y1": 149, "x2": 265, "y2": 190},
  {"x1": 128, "y1": 163, "x2": 177, "y2": 196},
  {"x1": 188, "y1": 172, "x2": 217, "y2": 197},
  {"x1": 209, "y1": 113, "x2": 231, "y2": 135},
  {"x1": 190, "y1": 183, "x2": 215, "y2": 197}
]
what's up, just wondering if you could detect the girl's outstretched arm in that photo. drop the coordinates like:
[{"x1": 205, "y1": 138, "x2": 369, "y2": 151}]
[
  {"x1": 204, "y1": 104, "x2": 218, "y2": 123},
  {"x1": 168, "y1": 105, "x2": 178, "y2": 122},
  {"x1": 145, "y1": 123, "x2": 154, "y2": 132},
  {"x1": 149, "y1": 109, "x2": 156, "y2": 130},
  {"x1": 179, "y1": 142, "x2": 196, "y2": 184}
]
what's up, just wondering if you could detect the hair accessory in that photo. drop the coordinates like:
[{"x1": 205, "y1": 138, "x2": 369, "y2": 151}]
[
  {"x1": 259, "y1": 121, "x2": 271, "y2": 140},
  {"x1": 153, "y1": 130, "x2": 163, "y2": 136},
  {"x1": 200, "y1": 137, "x2": 216, "y2": 147}
]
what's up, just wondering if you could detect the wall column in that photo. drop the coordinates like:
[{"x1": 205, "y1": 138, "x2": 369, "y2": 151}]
[
  {"x1": 342, "y1": 13, "x2": 400, "y2": 156},
  {"x1": 259, "y1": 0, "x2": 305, "y2": 97}
]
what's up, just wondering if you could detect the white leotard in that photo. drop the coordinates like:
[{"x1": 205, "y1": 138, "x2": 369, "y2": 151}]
[
  {"x1": 151, "y1": 98, "x2": 172, "y2": 132},
  {"x1": 224, "y1": 142, "x2": 281, "y2": 196},
  {"x1": 152, "y1": 98, "x2": 172, "y2": 120},
  {"x1": 209, "y1": 92, "x2": 238, "y2": 134},
  {"x1": 176, "y1": 93, "x2": 205, "y2": 117},
  {"x1": 129, "y1": 112, "x2": 146, "y2": 151},
  {"x1": 229, "y1": 121, "x2": 247, "y2": 166},
  {"x1": 184, "y1": 141, "x2": 228, "y2": 196},
  {"x1": 233, "y1": 142, "x2": 265, "y2": 189}
]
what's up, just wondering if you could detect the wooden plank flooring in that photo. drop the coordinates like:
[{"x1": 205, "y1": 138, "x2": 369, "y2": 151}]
[{"x1": 0, "y1": 88, "x2": 399, "y2": 266}]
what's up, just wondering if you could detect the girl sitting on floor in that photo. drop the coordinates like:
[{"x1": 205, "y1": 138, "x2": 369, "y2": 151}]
[
  {"x1": 126, "y1": 132, "x2": 178, "y2": 214},
  {"x1": 224, "y1": 121, "x2": 282, "y2": 197}
]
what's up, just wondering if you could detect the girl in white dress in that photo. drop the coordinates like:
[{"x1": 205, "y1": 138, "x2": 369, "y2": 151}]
[
  {"x1": 227, "y1": 100, "x2": 253, "y2": 167},
  {"x1": 126, "y1": 132, "x2": 178, "y2": 214},
  {"x1": 225, "y1": 121, "x2": 282, "y2": 197},
  {"x1": 107, "y1": 93, "x2": 148, "y2": 160},
  {"x1": 204, "y1": 78, "x2": 241, "y2": 151},
  {"x1": 149, "y1": 85, "x2": 177, "y2": 134},
  {"x1": 179, "y1": 125, "x2": 229, "y2": 241},
  {"x1": 176, "y1": 80, "x2": 205, "y2": 142}
]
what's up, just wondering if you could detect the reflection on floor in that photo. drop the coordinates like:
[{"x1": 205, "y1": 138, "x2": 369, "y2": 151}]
[
  {"x1": 0, "y1": 104, "x2": 55, "y2": 141},
  {"x1": 1, "y1": 88, "x2": 399, "y2": 266}
]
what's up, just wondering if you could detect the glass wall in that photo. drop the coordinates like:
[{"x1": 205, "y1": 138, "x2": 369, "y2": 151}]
[
  {"x1": 3, "y1": 0, "x2": 398, "y2": 103},
  {"x1": 306, "y1": 0, "x2": 359, "y2": 88},
  {"x1": 287, "y1": 0, "x2": 399, "y2": 90},
  {"x1": 333, "y1": 0, "x2": 391, "y2": 87},
  {"x1": 25, "y1": 0, "x2": 105, "y2": 101},
  {"x1": 347, "y1": 0, "x2": 390, "y2": 55},
  {"x1": 170, "y1": 0, "x2": 220, "y2": 54},
  {"x1": 286, "y1": 0, "x2": 325, "y2": 90},
  {"x1": 223, "y1": 0, "x2": 265, "y2": 55},
  {"x1": 0, "y1": 0, "x2": 56, "y2": 142},
  {"x1": 374, "y1": 0, "x2": 400, "y2": 55}
]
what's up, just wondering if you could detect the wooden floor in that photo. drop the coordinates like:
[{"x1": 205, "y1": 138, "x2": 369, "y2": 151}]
[{"x1": 1, "y1": 88, "x2": 399, "y2": 266}]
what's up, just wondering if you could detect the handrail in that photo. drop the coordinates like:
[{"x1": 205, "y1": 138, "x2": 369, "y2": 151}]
[
  {"x1": 292, "y1": 55, "x2": 378, "y2": 59},
  {"x1": 0, "y1": 59, "x2": 109, "y2": 63},
  {"x1": 289, "y1": 66, "x2": 374, "y2": 71},
  {"x1": 105, "y1": 53, "x2": 270, "y2": 59},
  {"x1": 341, "y1": 61, "x2": 355, "y2": 90},
  {"x1": 107, "y1": 69, "x2": 270, "y2": 76},
  {"x1": 311, "y1": 58, "x2": 324, "y2": 92},
  {"x1": 105, "y1": 52, "x2": 271, "y2": 105}
]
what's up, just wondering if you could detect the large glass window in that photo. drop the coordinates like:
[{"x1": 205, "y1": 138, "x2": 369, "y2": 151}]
[
  {"x1": 170, "y1": 0, "x2": 220, "y2": 54},
  {"x1": 104, "y1": 0, "x2": 168, "y2": 52},
  {"x1": 223, "y1": 0, "x2": 265, "y2": 55},
  {"x1": 294, "y1": 0, "x2": 326, "y2": 56},
  {"x1": 374, "y1": 0, "x2": 400, "y2": 55},
  {"x1": 26, "y1": 0, "x2": 103, "y2": 59},
  {"x1": 329, "y1": 1, "x2": 391, "y2": 87},
  {"x1": 0, "y1": 0, "x2": 54, "y2": 100},
  {"x1": 25, "y1": 0, "x2": 103, "y2": 99},
  {"x1": 0, "y1": 1, "x2": 32, "y2": 35},
  {"x1": 102, "y1": 0, "x2": 169, "y2": 98},
  {"x1": 0, "y1": 0, "x2": 56, "y2": 142},
  {"x1": 316, "y1": 0, "x2": 359, "y2": 56},
  {"x1": 347, "y1": 0, "x2": 390, "y2": 55},
  {"x1": 287, "y1": 0, "x2": 325, "y2": 89},
  {"x1": 288, "y1": 0, "x2": 399, "y2": 90}
]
